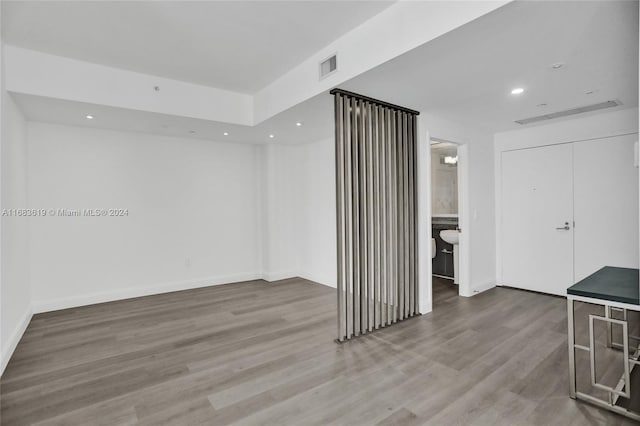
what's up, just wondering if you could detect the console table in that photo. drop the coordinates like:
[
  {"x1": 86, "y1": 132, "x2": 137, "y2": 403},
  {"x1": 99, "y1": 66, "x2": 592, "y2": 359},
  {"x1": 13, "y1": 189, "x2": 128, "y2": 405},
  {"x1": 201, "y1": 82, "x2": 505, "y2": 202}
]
[{"x1": 567, "y1": 266, "x2": 640, "y2": 421}]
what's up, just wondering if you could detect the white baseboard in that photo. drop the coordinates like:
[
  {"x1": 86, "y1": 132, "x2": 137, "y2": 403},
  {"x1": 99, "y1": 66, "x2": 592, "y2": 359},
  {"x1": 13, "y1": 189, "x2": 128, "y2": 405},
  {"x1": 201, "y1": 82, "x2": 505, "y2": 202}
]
[
  {"x1": 31, "y1": 272, "x2": 262, "y2": 314},
  {"x1": 262, "y1": 270, "x2": 298, "y2": 282},
  {"x1": 1, "y1": 306, "x2": 33, "y2": 376},
  {"x1": 469, "y1": 279, "x2": 496, "y2": 296},
  {"x1": 298, "y1": 274, "x2": 336, "y2": 289},
  {"x1": 419, "y1": 299, "x2": 433, "y2": 315}
]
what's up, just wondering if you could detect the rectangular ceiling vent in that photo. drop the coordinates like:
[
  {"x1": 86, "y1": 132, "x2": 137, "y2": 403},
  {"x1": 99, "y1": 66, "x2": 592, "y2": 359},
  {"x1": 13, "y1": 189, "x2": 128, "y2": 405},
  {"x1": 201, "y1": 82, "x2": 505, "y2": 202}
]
[
  {"x1": 319, "y1": 54, "x2": 337, "y2": 80},
  {"x1": 515, "y1": 100, "x2": 621, "y2": 125}
]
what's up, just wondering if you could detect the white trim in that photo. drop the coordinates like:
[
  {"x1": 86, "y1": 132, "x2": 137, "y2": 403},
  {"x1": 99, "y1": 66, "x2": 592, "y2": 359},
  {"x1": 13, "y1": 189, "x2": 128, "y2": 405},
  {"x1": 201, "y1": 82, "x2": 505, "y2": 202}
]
[
  {"x1": 456, "y1": 143, "x2": 471, "y2": 297},
  {"x1": 298, "y1": 275, "x2": 336, "y2": 289},
  {"x1": 298, "y1": 272, "x2": 336, "y2": 289},
  {"x1": 1, "y1": 306, "x2": 33, "y2": 376},
  {"x1": 418, "y1": 117, "x2": 432, "y2": 314},
  {"x1": 432, "y1": 274, "x2": 454, "y2": 281},
  {"x1": 31, "y1": 273, "x2": 262, "y2": 314},
  {"x1": 427, "y1": 134, "x2": 471, "y2": 299},
  {"x1": 261, "y1": 270, "x2": 298, "y2": 282},
  {"x1": 495, "y1": 145, "x2": 504, "y2": 287},
  {"x1": 469, "y1": 279, "x2": 496, "y2": 296}
]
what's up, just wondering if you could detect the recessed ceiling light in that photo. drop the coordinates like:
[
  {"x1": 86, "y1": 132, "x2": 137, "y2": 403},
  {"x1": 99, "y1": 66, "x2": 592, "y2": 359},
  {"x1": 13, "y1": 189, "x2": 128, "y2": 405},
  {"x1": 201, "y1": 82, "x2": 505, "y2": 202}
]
[
  {"x1": 586, "y1": 90, "x2": 596, "y2": 95},
  {"x1": 296, "y1": 122, "x2": 303, "y2": 127},
  {"x1": 269, "y1": 134, "x2": 275, "y2": 139},
  {"x1": 511, "y1": 88, "x2": 524, "y2": 95},
  {"x1": 223, "y1": 132, "x2": 229, "y2": 136},
  {"x1": 551, "y1": 62, "x2": 564, "y2": 69},
  {"x1": 85, "y1": 115, "x2": 94, "y2": 119},
  {"x1": 537, "y1": 103, "x2": 548, "y2": 107}
]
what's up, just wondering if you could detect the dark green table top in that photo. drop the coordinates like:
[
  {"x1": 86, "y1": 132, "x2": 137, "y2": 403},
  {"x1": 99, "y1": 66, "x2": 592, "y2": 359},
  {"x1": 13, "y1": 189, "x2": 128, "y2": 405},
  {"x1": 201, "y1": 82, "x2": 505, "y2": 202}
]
[{"x1": 567, "y1": 266, "x2": 639, "y2": 305}]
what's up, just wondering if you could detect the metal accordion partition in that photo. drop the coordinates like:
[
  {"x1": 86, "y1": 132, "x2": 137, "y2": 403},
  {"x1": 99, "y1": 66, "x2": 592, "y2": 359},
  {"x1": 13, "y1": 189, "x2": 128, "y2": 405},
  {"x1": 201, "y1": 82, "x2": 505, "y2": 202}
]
[{"x1": 332, "y1": 88, "x2": 420, "y2": 343}]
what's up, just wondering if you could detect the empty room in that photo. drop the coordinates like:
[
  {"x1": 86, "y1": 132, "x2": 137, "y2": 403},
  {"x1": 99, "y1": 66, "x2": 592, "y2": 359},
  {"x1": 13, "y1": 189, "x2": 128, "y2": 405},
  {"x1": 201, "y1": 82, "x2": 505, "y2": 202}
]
[{"x1": 1, "y1": 1, "x2": 639, "y2": 425}]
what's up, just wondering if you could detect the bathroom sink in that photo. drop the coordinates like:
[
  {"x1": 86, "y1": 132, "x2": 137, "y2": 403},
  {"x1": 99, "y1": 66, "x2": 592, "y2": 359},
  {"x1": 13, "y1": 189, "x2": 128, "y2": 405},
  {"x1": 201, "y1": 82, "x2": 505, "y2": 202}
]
[
  {"x1": 439, "y1": 229, "x2": 460, "y2": 285},
  {"x1": 440, "y1": 229, "x2": 459, "y2": 245}
]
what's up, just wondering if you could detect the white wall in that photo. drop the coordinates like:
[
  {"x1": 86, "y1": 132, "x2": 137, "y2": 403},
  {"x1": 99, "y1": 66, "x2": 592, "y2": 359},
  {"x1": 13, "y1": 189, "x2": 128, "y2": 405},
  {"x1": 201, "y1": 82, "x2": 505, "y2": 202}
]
[
  {"x1": 466, "y1": 131, "x2": 497, "y2": 291},
  {"x1": 265, "y1": 113, "x2": 498, "y2": 303},
  {"x1": 260, "y1": 139, "x2": 337, "y2": 287},
  {"x1": 423, "y1": 113, "x2": 497, "y2": 296},
  {"x1": 261, "y1": 143, "x2": 304, "y2": 281},
  {"x1": 1, "y1": 78, "x2": 32, "y2": 372},
  {"x1": 494, "y1": 107, "x2": 639, "y2": 286},
  {"x1": 573, "y1": 134, "x2": 639, "y2": 281},
  {"x1": 431, "y1": 147, "x2": 458, "y2": 215},
  {"x1": 298, "y1": 139, "x2": 336, "y2": 287},
  {"x1": 27, "y1": 123, "x2": 263, "y2": 312}
]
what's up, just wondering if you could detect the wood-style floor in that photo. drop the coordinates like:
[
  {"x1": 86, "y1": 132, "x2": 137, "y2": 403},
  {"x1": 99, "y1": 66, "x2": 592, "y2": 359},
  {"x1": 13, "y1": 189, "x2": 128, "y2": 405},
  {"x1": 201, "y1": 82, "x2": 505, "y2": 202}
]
[{"x1": 1, "y1": 277, "x2": 637, "y2": 425}]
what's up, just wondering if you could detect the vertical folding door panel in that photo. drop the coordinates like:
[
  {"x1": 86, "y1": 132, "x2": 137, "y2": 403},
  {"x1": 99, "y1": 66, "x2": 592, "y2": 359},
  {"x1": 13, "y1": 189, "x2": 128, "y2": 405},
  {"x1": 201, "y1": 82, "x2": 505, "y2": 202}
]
[{"x1": 332, "y1": 89, "x2": 420, "y2": 342}]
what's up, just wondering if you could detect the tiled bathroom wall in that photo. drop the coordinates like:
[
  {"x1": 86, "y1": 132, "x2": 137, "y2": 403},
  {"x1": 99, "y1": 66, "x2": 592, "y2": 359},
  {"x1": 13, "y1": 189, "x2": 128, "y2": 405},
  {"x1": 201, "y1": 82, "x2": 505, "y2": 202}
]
[{"x1": 431, "y1": 146, "x2": 458, "y2": 215}]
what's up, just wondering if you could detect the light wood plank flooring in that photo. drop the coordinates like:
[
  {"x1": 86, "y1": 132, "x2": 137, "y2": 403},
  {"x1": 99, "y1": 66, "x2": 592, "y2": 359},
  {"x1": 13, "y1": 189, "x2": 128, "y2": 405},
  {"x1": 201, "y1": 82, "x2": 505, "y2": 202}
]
[{"x1": 1, "y1": 277, "x2": 637, "y2": 425}]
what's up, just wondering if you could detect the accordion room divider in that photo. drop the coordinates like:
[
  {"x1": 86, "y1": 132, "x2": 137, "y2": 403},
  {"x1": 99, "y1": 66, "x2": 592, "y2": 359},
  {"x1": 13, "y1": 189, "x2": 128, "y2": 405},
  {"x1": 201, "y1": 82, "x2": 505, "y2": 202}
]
[{"x1": 332, "y1": 89, "x2": 420, "y2": 342}]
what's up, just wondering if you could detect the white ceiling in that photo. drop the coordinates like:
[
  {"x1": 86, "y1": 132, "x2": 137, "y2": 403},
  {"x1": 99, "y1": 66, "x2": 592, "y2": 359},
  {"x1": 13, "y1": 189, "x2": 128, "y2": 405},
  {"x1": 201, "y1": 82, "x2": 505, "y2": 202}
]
[
  {"x1": 11, "y1": 92, "x2": 334, "y2": 145},
  {"x1": 2, "y1": 0, "x2": 393, "y2": 93},
  {"x1": 9, "y1": 1, "x2": 639, "y2": 143},
  {"x1": 342, "y1": 0, "x2": 639, "y2": 133}
]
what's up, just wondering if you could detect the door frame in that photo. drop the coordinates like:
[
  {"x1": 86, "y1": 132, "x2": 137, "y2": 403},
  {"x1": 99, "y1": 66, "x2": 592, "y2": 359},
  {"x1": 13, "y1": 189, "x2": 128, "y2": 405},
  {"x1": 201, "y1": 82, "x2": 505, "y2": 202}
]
[
  {"x1": 494, "y1": 129, "x2": 639, "y2": 288},
  {"x1": 498, "y1": 143, "x2": 575, "y2": 295},
  {"x1": 418, "y1": 126, "x2": 472, "y2": 315}
]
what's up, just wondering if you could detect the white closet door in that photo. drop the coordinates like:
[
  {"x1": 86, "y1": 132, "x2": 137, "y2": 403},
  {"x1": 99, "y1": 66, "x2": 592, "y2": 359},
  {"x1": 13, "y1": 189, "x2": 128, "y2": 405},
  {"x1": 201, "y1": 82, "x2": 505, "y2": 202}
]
[
  {"x1": 573, "y1": 134, "x2": 639, "y2": 282},
  {"x1": 501, "y1": 144, "x2": 574, "y2": 295}
]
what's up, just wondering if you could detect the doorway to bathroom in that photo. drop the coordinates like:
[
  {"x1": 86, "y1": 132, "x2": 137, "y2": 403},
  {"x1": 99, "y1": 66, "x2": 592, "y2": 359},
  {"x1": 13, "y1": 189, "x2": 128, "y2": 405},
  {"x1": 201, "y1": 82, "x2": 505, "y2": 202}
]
[{"x1": 430, "y1": 139, "x2": 464, "y2": 307}]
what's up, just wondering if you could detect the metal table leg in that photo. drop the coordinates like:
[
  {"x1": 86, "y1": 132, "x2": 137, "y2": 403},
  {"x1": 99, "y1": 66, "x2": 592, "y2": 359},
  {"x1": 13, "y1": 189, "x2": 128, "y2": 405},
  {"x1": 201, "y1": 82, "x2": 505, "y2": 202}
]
[
  {"x1": 568, "y1": 297, "x2": 576, "y2": 398},
  {"x1": 606, "y1": 305, "x2": 613, "y2": 348}
]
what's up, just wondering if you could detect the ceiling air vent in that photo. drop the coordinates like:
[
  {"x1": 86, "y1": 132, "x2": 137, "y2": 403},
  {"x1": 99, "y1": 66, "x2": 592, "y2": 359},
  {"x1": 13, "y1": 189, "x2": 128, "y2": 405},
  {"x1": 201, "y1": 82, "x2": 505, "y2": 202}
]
[
  {"x1": 319, "y1": 54, "x2": 337, "y2": 80},
  {"x1": 515, "y1": 100, "x2": 621, "y2": 125}
]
